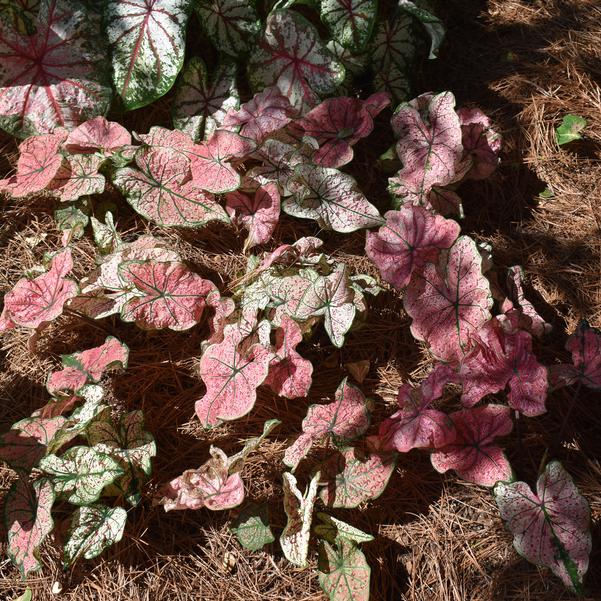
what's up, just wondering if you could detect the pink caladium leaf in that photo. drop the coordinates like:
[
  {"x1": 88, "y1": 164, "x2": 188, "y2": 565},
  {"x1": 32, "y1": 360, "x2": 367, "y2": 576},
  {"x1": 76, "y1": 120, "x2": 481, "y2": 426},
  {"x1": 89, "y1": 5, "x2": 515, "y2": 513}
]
[
  {"x1": 457, "y1": 107, "x2": 501, "y2": 181},
  {"x1": 459, "y1": 317, "x2": 548, "y2": 417},
  {"x1": 190, "y1": 129, "x2": 256, "y2": 193},
  {"x1": 204, "y1": 292, "x2": 236, "y2": 349},
  {"x1": 430, "y1": 404, "x2": 513, "y2": 487},
  {"x1": 320, "y1": 0, "x2": 378, "y2": 52},
  {"x1": 265, "y1": 315, "x2": 313, "y2": 400},
  {"x1": 5, "y1": 478, "x2": 55, "y2": 577},
  {"x1": 119, "y1": 260, "x2": 217, "y2": 331},
  {"x1": 136, "y1": 125, "x2": 196, "y2": 162},
  {"x1": 248, "y1": 10, "x2": 345, "y2": 112},
  {"x1": 494, "y1": 461, "x2": 591, "y2": 593},
  {"x1": 64, "y1": 116, "x2": 131, "y2": 155},
  {"x1": 365, "y1": 205, "x2": 460, "y2": 289},
  {"x1": 0, "y1": 248, "x2": 78, "y2": 331},
  {"x1": 0, "y1": 0, "x2": 112, "y2": 138},
  {"x1": 46, "y1": 368, "x2": 87, "y2": 396},
  {"x1": 195, "y1": 323, "x2": 272, "y2": 427},
  {"x1": 223, "y1": 86, "x2": 295, "y2": 143},
  {"x1": 50, "y1": 154, "x2": 106, "y2": 202},
  {"x1": 226, "y1": 183, "x2": 280, "y2": 250},
  {"x1": 404, "y1": 236, "x2": 493, "y2": 362}
]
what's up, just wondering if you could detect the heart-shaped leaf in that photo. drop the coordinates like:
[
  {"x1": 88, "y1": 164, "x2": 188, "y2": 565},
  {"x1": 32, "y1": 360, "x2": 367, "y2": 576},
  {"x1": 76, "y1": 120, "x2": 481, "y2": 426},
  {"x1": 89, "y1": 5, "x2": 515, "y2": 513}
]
[
  {"x1": 230, "y1": 502, "x2": 275, "y2": 551},
  {"x1": 65, "y1": 116, "x2": 132, "y2": 155},
  {"x1": 50, "y1": 154, "x2": 106, "y2": 202},
  {"x1": 320, "y1": 0, "x2": 377, "y2": 52},
  {"x1": 555, "y1": 114, "x2": 587, "y2": 146}
]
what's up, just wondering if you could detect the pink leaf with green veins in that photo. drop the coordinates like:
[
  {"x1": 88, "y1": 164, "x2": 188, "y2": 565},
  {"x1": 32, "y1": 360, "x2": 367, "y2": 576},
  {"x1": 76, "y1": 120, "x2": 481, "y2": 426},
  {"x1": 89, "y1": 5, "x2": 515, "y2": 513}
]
[
  {"x1": 204, "y1": 292, "x2": 236, "y2": 348},
  {"x1": 457, "y1": 107, "x2": 501, "y2": 181},
  {"x1": 0, "y1": 0, "x2": 112, "y2": 138},
  {"x1": 404, "y1": 236, "x2": 493, "y2": 362},
  {"x1": 265, "y1": 315, "x2": 313, "y2": 400},
  {"x1": 50, "y1": 154, "x2": 106, "y2": 201},
  {"x1": 119, "y1": 260, "x2": 217, "y2": 331},
  {"x1": 5, "y1": 478, "x2": 55, "y2": 577},
  {"x1": 195, "y1": 323, "x2": 272, "y2": 427},
  {"x1": 136, "y1": 125, "x2": 196, "y2": 162},
  {"x1": 65, "y1": 116, "x2": 131, "y2": 155},
  {"x1": 365, "y1": 205, "x2": 460, "y2": 289},
  {"x1": 430, "y1": 404, "x2": 513, "y2": 487},
  {"x1": 46, "y1": 367, "x2": 87, "y2": 395},
  {"x1": 0, "y1": 248, "x2": 78, "y2": 331},
  {"x1": 494, "y1": 461, "x2": 591, "y2": 593},
  {"x1": 223, "y1": 86, "x2": 295, "y2": 143}
]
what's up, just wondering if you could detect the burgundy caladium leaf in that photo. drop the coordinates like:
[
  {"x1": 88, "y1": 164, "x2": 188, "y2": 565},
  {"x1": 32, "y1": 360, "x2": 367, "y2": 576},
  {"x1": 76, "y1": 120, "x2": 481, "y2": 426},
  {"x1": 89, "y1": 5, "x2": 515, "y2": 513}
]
[
  {"x1": 50, "y1": 154, "x2": 106, "y2": 202},
  {"x1": 404, "y1": 236, "x2": 493, "y2": 361},
  {"x1": 223, "y1": 86, "x2": 295, "y2": 143},
  {"x1": 494, "y1": 461, "x2": 591, "y2": 593},
  {"x1": 189, "y1": 129, "x2": 256, "y2": 194},
  {"x1": 430, "y1": 404, "x2": 513, "y2": 487},
  {"x1": 5, "y1": 478, "x2": 55, "y2": 577},
  {"x1": 265, "y1": 315, "x2": 313, "y2": 400},
  {"x1": 248, "y1": 10, "x2": 345, "y2": 112},
  {"x1": 365, "y1": 205, "x2": 460, "y2": 289},
  {"x1": 0, "y1": 248, "x2": 78, "y2": 331},
  {"x1": 195, "y1": 323, "x2": 272, "y2": 427},
  {"x1": 284, "y1": 378, "x2": 369, "y2": 470},
  {"x1": 459, "y1": 317, "x2": 548, "y2": 417},
  {"x1": 225, "y1": 183, "x2": 280, "y2": 250},
  {"x1": 65, "y1": 116, "x2": 131, "y2": 155},
  {"x1": 284, "y1": 165, "x2": 382, "y2": 233},
  {"x1": 320, "y1": 0, "x2": 377, "y2": 52},
  {"x1": 105, "y1": 0, "x2": 191, "y2": 110},
  {"x1": 289, "y1": 94, "x2": 390, "y2": 168},
  {"x1": 457, "y1": 107, "x2": 501, "y2": 181},
  {"x1": 119, "y1": 260, "x2": 217, "y2": 331},
  {"x1": 0, "y1": 0, "x2": 112, "y2": 138}
]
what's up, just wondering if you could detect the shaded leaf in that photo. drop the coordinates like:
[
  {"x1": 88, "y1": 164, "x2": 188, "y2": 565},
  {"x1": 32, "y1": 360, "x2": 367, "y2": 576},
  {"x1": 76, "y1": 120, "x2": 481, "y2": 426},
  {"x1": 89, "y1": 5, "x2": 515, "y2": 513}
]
[
  {"x1": 314, "y1": 512, "x2": 374, "y2": 544},
  {"x1": 398, "y1": 0, "x2": 445, "y2": 59},
  {"x1": 318, "y1": 539, "x2": 370, "y2": 601},
  {"x1": 457, "y1": 107, "x2": 501, "y2": 181},
  {"x1": 320, "y1": 0, "x2": 377, "y2": 52},
  {"x1": 230, "y1": 503, "x2": 275, "y2": 551}
]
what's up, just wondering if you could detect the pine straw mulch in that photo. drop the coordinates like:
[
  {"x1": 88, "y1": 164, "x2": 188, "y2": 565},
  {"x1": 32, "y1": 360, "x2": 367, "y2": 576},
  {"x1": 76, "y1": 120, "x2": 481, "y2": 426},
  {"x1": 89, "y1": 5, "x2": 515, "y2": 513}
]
[{"x1": 1, "y1": 0, "x2": 601, "y2": 599}]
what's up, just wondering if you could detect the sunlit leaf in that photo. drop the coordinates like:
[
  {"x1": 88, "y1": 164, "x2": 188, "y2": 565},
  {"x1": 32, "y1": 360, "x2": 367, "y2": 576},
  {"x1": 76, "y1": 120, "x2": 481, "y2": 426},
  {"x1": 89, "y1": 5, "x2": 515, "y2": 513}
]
[
  {"x1": 65, "y1": 116, "x2": 132, "y2": 155},
  {"x1": 230, "y1": 502, "x2": 275, "y2": 551}
]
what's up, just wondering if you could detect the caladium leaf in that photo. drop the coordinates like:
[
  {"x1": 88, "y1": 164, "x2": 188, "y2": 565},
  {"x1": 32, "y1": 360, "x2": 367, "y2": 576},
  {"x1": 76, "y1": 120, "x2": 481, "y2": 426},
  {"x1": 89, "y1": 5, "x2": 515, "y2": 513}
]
[
  {"x1": 225, "y1": 183, "x2": 281, "y2": 250},
  {"x1": 63, "y1": 504, "x2": 127, "y2": 566},
  {"x1": 248, "y1": 10, "x2": 345, "y2": 112},
  {"x1": 50, "y1": 154, "x2": 106, "y2": 202},
  {"x1": 319, "y1": 447, "x2": 395, "y2": 508},
  {"x1": 365, "y1": 205, "x2": 460, "y2": 289},
  {"x1": 40, "y1": 445, "x2": 124, "y2": 505},
  {"x1": 397, "y1": 0, "x2": 445, "y2": 60},
  {"x1": 320, "y1": 0, "x2": 377, "y2": 52},
  {"x1": 230, "y1": 502, "x2": 275, "y2": 551},
  {"x1": 0, "y1": 248, "x2": 78, "y2": 331},
  {"x1": 318, "y1": 539, "x2": 371, "y2": 601},
  {"x1": 284, "y1": 165, "x2": 382, "y2": 233},
  {"x1": 315, "y1": 512, "x2": 374, "y2": 545},
  {"x1": 373, "y1": 62, "x2": 411, "y2": 103},
  {"x1": 280, "y1": 471, "x2": 320, "y2": 567},
  {"x1": 65, "y1": 116, "x2": 131, "y2": 155},
  {"x1": 119, "y1": 260, "x2": 217, "y2": 331},
  {"x1": 0, "y1": 0, "x2": 39, "y2": 35},
  {"x1": 227, "y1": 418, "x2": 281, "y2": 474},
  {"x1": 195, "y1": 323, "x2": 272, "y2": 427},
  {"x1": 430, "y1": 404, "x2": 513, "y2": 487},
  {"x1": 0, "y1": 0, "x2": 112, "y2": 138},
  {"x1": 196, "y1": 0, "x2": 260, "y2": 57},
  {"x1": 457, "y1": 107, "x2": 501, "y2": 181},
  {"x1": 404, "y1": 236, "x2": 493, "y2": 362},
  {"x1": 5, "y1": 478, "x2": 55, "y2": 577},
  {"x1": 494, "y1": 461, "x2": 591, "y2": 593},
  {"x1": 371, "y1": 13, "x2": 415, "y2": 71},
  {"x1": 172, "y1": 57, "x2": 239, "y2": 142},
  {"x1": 105, "y1": 0, "x2": 192, "y2": 110}
]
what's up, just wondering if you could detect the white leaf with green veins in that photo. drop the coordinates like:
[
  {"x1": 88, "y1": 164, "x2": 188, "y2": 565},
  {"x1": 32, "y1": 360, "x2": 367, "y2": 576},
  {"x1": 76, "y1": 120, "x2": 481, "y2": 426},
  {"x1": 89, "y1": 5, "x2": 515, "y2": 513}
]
[{"x1": 320, "y1": 0, "x2": 377, "y2": 51}]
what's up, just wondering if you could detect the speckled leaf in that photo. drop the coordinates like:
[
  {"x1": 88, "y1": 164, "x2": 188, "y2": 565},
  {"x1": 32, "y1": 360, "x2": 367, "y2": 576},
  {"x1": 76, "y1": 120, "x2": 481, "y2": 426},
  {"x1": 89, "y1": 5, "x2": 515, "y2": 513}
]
[
  {"x1": 61, "y1": 336, "x2": 129, "y2": 384},
  {"x1": 318, "y1": 539, "x2": 371, "y2": 601},
  {"x1": 230, "y1": 503, "x2": 275, "y2": 551},
  {"x1": 5, "y1": 478, "x2": 55, "y2": 577},
  {"x1": 248, "y1": 10, "x2": 345, "y2": 112},
  {"x1": 315, "y1": 512, "x2": 374, "y2": 545},
  {"x1": 65, "y1": 116, "x2": 131, "y2": 155},
  {"x1": 320, "y1": 0, "x2": 376, "y2": 51},
  {"x1": 50, "y1": 154, "x2": 106, "y2": 202},
  {"x1": 105, "y1": 0, "x2": 191, "y2": 110},
  {"x1": 397, "y1": 0, "x2": 445, "y2": 59},
  {"x1": 457, "y1": 107, "x2": 501, "y2": 181},
  {"x1": 63, "y1": 504, "x2": 127, "y2": 566},
  {"x1": 0, "y1": 0, "x2": 39, "y2": 35},
  {"x1": 495, "y1": 461, "x2": 591, "y2": 592},
  {"x1": 0, "y1": 0, "x2": 112, "y2": 138}
]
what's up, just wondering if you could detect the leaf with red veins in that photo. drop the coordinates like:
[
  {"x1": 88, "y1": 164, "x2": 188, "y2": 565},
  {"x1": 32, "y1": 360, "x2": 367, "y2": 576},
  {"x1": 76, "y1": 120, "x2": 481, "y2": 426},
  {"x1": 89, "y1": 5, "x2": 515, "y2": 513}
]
[
  {"x1": 364, "y1": 91, "x2": 392, "y2": 118},
  {"x1": 119, "y1": 260, "x2": 217, "y2": 331},
  {"x1": 404, "y1": 236, "x2": 493, "y2": 362},
  {"x1": 248, "y1": 10, "x2": 345, "y2": 112},
  {"x1": 195, "y1": 323, "x2": 272, "y2": 427},
  {"x1": 226, "y1": 183, "x2": 280, "y2": 250},
  {"x1": 5, "y1": 478, "x2": 55, "y2": 577},
  {"x1": 50, "y1": 154, "x2": 106, "y2": 201},
  {"x1": 190, "y1": 129, "x2": 256, "y2": 193},
  {"x1": 457, "y1": 107, "x2": 501, "y2": 181},
  {"x1": 0, "y1": 0, "x2": 112, "y2": 138},
  {"x1": 430, "y1": 404, "x2": 513, "y2": 487},
  {"x1": 366, "y1": 205, "x2": 460, "y2": 289},
  {"x1": 64, "y1": 116, "x2": 131, "y2": 154},
  {"x1": 320, "y1": 0, "x2": 378, "y2": 52},
  {"x1": 223, "y1": 86, "x2": 295, "y2": 143},
  {"x1": 0, "y1": 248, "x2": 78, "y2": 331},
  {"x1": 494, "y1": 461, "x2": 591, "y2": 593}
]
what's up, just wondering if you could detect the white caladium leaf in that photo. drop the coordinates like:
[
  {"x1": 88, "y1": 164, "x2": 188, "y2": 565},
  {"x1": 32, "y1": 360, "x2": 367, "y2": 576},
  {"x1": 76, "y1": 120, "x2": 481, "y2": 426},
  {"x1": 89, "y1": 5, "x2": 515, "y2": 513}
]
[
  {"x1": 280, "y1": 471, "x2": 320, "y2": 567},
  {"x1": 248, "y1": 10, "x2": 345, "y2": 112},
  {"x1": 105, "y1": 0, "x2": 192, "y2": 110},
  {"x1": 284, "y1": 165, "x2": 382, "y2": 233},
  {"x1": 320, "y1": 0, "x2": 377, "y2": 52},
  {"x1": 196, "y1": 0, "x2": 260, "y2": 57},
  {"x1": 172, "y1": 57, "x2": 239, "y2": 142},
  {"x1": 39, "y1": 446, "x2": 124, "y2": 505},
  {"x1": 63, "y1": 504, "x2": 127, "y2": 566},
  {"x1": 0, "y1": 0, "x2": 112, "y2": 138},
  {"x1": 398, "y1": 0, "x2": 445, "y2": 59}
]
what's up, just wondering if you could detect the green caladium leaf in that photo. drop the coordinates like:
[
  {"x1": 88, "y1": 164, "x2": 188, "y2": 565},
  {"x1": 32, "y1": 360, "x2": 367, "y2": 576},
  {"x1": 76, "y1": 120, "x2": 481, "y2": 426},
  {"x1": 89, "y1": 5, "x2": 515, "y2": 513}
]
[
  {"x1": 13, "y1": 587, "x2": 32, "y2": 601},
  {"x1": 397, "y1": 0, "x2": 445, "y2": 59},
  {"x1": 556, "y1": 114, "x2": 587, "y2": 146},
  {"x1": 230, "y1": 502, "x2": 275, "y2": 551},
  {"x1": 63, "y1": 504, "x2": 127, "y2": 566},
  {"x1": 314, "y1": 512, "x2": 374, "y2": 545},
  {"x1": 320, "y1": 0, "x2": 377, "y2": 52},
  {"x1": 39, "y1": 446, "x2": 124, "y2": 506}
]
